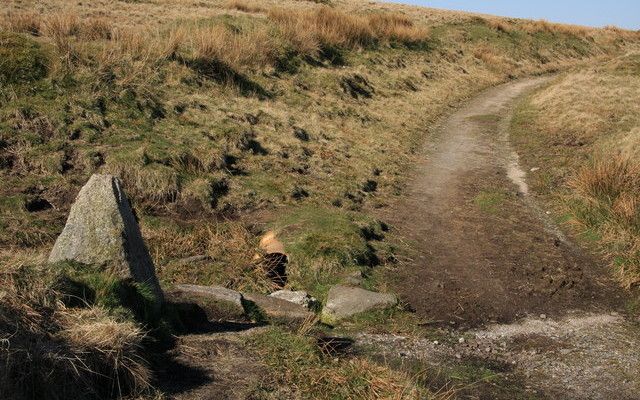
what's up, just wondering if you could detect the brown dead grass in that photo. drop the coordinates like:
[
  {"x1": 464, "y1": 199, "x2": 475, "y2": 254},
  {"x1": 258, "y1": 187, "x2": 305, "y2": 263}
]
[
  {"x1": 225, "y1": 0, "x2": 266, "y2": 14},
  {"x1": 569, "y1": 155, "x2": 640, "y2": 286},
  {"x1": 143, "y1": 220, "x2": 282, "y2": 292},
  {"x1": 192, "y1": 24, "x2": 278, "y2": 70},
  {"x1": 4, "y1": 11, "x2": 112, "y2": 39},
  {"x1": 269, "y1": 6, "x2": 429, "y2": 54},
  {"x1": 472, "y1": 44, "x2": 509, "y2": 68},
  {"x1": 520, "y1": 19, "x2": 591, "y2": 38},
  {"x1": 0, "y1": 259, "x2": 151, "y2": 399}
]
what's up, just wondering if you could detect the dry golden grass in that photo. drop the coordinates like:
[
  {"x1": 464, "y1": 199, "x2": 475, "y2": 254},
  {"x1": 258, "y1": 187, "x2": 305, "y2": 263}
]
[
  {"x1": 515, "y1": 19, "x2": 593, "y2": 38},
  {"x1": 269, "y1": 6, "x2": 429, "y2": 53},
  {"x1": 472, "y1": 44, "x2": 509, "y2": 68},
  {"x1": 487, "y1": 18, "x2": 512, "y2": 33},
  {"x1": 367, "y1": 12, "x2": 430, "y2": 44},
  {"x1": 570, "y1": 155, "x2": 640, "y2": 286},
  {"x1": 269, "y1": 7, "x2": 372, "y2": 51},
  {"x1": 604, "y1": 25, "x2": 640, "y2": 40},
  {"x1": 2, "y1": 11, "x2": 112, "y2": 40},
  {"x1": 0, "y1": 261, "x2": 151, "y2": 399},
  {"x1": 192, "y1": 24, "x2": 278, "y2": 69},
  {"x1": 79, "y1": 17, "x2": 113, "y2": 40},
  {"x1": 225, "y1": 0, "x2": 266, "y2": 14},
  {"x1": 530, "y1": 61, "x2": 640, "y2": 141},
  {"x1": 41, "y1": 12, "x2": 81, "y2": 37},
  {"x1": 143, "y1": 220, "x2": 283, "y2": 292},
  {"x1": 163, "y1": 26, "x2": 186, "y2": 60},
  {"x1": 3, "y1": 11, "x2": 43, "y2": 35}
]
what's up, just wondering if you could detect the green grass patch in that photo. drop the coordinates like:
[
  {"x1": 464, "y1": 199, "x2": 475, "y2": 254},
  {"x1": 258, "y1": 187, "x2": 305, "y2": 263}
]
[
  {"x1": 0, "y1": 32, "x2": 50, "y2": 85},
  {"x1": 474, "y1": 189, "x2": 509, "y2": 213},
  {"x1": 246, "y1": 327, "x2": 429, "y2": 399},
  {"x1": 272, "y1": 206, "x2": 384, "y2": 296}
]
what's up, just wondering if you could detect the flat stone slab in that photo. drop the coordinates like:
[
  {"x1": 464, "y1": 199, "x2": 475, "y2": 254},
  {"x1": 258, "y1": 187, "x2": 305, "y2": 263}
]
[
  {"x1": 321, "y1": 285, "x2": 398, "y2": 324},
  {"x1": 174, "y1": 284, "x2": 244, "y2": 311},
  {"x1": 243, "y1": 292, "x2": 312, "y2": 322},
  {"x1": 269, "y1": 290, "x2": 318, "y2": 310}
]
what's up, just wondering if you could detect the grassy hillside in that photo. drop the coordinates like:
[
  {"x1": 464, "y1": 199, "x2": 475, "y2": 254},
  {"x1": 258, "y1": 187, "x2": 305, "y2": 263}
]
[
  {"x1": 510, "y1": 52, "x2": 640, "y2": 289},
  {"x1": 1, "y1": 0, "x2": 639, "y2": 397}
]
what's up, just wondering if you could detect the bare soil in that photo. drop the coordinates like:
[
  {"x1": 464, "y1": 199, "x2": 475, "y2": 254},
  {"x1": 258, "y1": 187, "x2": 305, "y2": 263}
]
[
  {"x1": 383, "y1": 77, "x2": 627, "y2": 329},
  {"x1": 375, "y1": 77, "x2": 640, "y2": 399}
]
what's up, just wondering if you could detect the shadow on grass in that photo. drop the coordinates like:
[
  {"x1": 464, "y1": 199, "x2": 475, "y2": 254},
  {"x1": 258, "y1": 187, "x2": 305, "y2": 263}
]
[{"x1": 187, "y1": 58, "x2": 272, "y2": 99}]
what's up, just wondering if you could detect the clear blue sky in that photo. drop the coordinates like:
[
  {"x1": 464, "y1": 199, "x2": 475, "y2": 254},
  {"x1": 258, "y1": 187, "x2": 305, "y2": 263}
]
[{"x1": 383, "y1": 0, "x2": 640, "y2": 30}]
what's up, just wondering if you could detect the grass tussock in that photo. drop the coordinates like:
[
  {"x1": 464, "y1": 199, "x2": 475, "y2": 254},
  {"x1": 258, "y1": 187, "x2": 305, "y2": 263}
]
[
  {"x1": 520, "y1": 19, "x2": 590, "y2": 38},
  {"x1": 0, "y1": 259, "x2": 151, "y2": 399},
  {"x1": 3, "y1": 11, "x2": 113, "y2": 40},
  {"x1": 269, "y1": 7, "x2": 429, "y2": 55},
  {"x1": 192, "y1": 24, "x2": 277, "y2": 70},
  {"x1": 225, "y1": 0, "x2": 266, "y2": 14},
  {"x1": 604, "y1": 25, "x2": 640, "y2": 40},
  {"x1": 570, "y1": 155, "x2": 640, "y2": 286}
]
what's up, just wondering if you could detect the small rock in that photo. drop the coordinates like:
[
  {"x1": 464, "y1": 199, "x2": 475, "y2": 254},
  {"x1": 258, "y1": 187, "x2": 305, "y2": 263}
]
[
  {"x1": 243, "y1": 292, "x2": 311, "y2": 322},
  {"x1": 530, "y1": 167, "x2": 541, "y2": 172},
  {"x1": 174, "y1": 284, "x2": 244, "y2": 311},
  {"x1": 458, "y1": 338, "x2": 465, "y2": 344},
  {"x1": 433, "y1": 340, "x2": 439, "y2": 345},
  {"x1": 269, "y1": 290, "x2": 317, "y2": 310},
  {"x1": 321, "y1": 285, "x2": 398, "y2": 324},
  {"x1": 540, "y1": 314, "x2": 547, "y2": 319},
  {"x1": 345, "y1": 277, "x2": 363, "y2": 286},
  {"x1": 485, "y1": 347, "x2": 491, "y2": 353}
]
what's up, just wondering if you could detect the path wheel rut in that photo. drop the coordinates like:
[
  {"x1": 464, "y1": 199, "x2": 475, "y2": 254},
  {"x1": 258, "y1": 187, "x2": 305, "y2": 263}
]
[{"x1": 376, "y1": 77, "x2": 640, "y2": 399}]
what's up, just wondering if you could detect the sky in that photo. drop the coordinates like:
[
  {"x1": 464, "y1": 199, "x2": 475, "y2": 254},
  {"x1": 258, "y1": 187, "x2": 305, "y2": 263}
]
[{"x1": 383, "y1": 0, "x2": 640, "y2": 30}]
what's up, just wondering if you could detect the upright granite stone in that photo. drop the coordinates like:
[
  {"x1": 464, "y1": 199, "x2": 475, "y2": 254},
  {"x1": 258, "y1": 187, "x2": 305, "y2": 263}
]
[{"x1": 49, "y1": 174, "x2": 163, "y2": 303}]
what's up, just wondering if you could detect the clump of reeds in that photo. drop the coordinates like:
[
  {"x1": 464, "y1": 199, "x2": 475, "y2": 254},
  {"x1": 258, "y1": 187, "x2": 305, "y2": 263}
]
[
  {"x1": 0, "y1": 262, "x2": 151, "y2": 399},
  {"x1": 569, "y1": 154, "x2": 640, "y2": 286}
]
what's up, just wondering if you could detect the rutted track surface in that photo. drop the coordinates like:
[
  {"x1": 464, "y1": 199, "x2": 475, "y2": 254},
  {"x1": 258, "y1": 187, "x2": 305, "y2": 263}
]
[
  {"x1": 376, "y1": 77, "x2": 640, "y2": 399},
  {"x1": 384, "y1": 77, "x2": 625, "y2": 329}
]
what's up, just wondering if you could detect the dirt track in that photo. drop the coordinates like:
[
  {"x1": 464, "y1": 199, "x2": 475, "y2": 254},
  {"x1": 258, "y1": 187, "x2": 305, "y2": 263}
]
[
  {"x1": 385, "y1": 77, "x2": 625, "y2": 328},
  {"x1": 378, "y1": 77, "x2": 640, "y2": 399}
]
